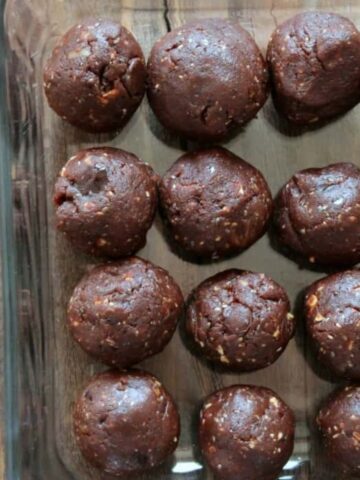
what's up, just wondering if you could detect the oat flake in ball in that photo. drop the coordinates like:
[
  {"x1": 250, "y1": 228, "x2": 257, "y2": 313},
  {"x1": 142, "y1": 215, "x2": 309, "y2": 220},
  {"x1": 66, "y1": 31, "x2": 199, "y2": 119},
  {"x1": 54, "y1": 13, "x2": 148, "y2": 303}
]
[
  {"x1": 74, "y1": 370, "x2": 180, "y2": 476},
  {"x1": 267, "y1": 11, "x2": 360, "y2": 125},
  {"x1": 54, "y1": 147, "x2": 158, "y2": 258},
  {"x1": 186, "y1": 269, "x2": 295, "y2": 371},
  {"x1": 159, "y1": 147, "x2": 273, "y2": 260},
  {"x1": 274, "y1": 162, "x2": 360, "y2": 266},
  {"x1": 305, "y1": 269, "x2": 360, "y2": 380},
  {"x1": 44, "y1": 19, "x2": 146, "y2": 132},
  {"x1": 68, "y1": 257, "x2": 184, "y2": 368},
  {"x1": 147, "y1": 18, "x2": 268, "y2": 141},
  {"x1": 317, "y1": 385, "x2": 360, "y2": 476},
  {"x1": 199, "y1": 385, "x2": 295, "y2": 480}
]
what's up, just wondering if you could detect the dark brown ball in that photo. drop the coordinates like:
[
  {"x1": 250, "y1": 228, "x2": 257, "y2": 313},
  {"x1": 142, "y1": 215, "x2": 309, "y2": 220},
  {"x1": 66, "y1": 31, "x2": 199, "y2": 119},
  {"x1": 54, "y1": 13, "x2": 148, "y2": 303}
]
[
  {"x1": 274, "y1": 163, "x2": 360, "y2": 266},
  {"x1": 44, "y1": 19, "x2": 146, "y2": 132},
  {"x1": 186, "y1": 269, "x2": 294, "y2": 371},
  {"x1": 159, "y1": 147, "x2": 273, "y2": 260},
  {"x1": 147, "y1": 18, "x2": 268, "y2": 141},
  {"x1": 305, "y1": 269, "x2": 360, "y2": 380},
  {"x1": 68, "y1": 257, "x2": 184, "y2": 367},
  {"x1": 54, "y1": 147, "x2": 158, "y2": 258},
  {"x1": 74, "y1": 370, "x2": 180, "y2": 476},
  {"x1": 199, "y1": 385, "x2": 295, "y2": 480},
  {"x1": 317, "y1": 385, "x2": 360, "y2": 476},
  {"x1": 267, "y1": 12, "x2": 360, "y2": 124},
  {"x1": 267, "y1": 11, "x2": 360, "y2": 125}
]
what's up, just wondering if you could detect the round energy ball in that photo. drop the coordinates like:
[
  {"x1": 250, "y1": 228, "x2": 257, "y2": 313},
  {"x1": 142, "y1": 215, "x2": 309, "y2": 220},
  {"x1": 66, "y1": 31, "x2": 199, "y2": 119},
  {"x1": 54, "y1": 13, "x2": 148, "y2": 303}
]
[
  {"x1": 68, "y1": 257, "x2": 184, "y2": 367},
  {"x1": 274, "y1": 162, "x2": 360, "y2": 266},
  {"x1": 199, "y1": 385, "x2": 295, "y2": 480},
  {"x1": 159, "y1": 147, "x2": 273, "y2": 260},
  {"x1": 54, "y1": 147, "x2": 158, "y2": 258},
  {"x1": 44, "y1": 19, "x2": 146, "y2": 132},
  {"x1": 267, "y1": 11, "x2": 360, "y2": 125},
  {"x1": 305, "y1": 269, "x2": 360, "y2": 380},
  {"x1": 186, "y1": 269, "x2": 294, "y2": 371},
  {"x1": 317, "y1": 385, "x2": 360, "y2": 476},
  {"x1": 147, "y1": 18, "x2": 268, "y2": 140},
  {"x1": 74, "y1": 370, "x2": 180, "y2": 476}
]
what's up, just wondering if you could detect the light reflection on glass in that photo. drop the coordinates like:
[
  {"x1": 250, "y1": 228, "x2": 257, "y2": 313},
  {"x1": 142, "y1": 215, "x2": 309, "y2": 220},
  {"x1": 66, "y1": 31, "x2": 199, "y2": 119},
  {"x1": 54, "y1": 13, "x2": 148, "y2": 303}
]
[
  {"x1": 171, "y1": 457, "x2": 308, "y2": 475},
  {"x1": 172, "y1": 461, "x2": 203, "y2": 473}
]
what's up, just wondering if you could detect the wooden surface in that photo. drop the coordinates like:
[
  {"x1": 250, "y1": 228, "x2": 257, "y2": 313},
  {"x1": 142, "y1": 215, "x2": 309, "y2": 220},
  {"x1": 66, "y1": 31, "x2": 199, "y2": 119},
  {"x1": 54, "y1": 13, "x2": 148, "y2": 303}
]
[{"x1": 3, "y1": 0, "x2": 360, "y2": 479}]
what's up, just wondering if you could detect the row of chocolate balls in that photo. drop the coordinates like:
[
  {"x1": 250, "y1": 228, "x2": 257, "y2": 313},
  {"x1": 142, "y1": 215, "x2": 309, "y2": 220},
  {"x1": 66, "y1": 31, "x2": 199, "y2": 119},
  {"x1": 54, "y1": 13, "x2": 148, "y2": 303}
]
[
  {"x1": 68, "y1": 258, "x2": 360, "y2": 381},
  {"x1": 44, "y1": 12, "x2": 360, "y2": 138},
  {"x1": 74, "y1": 369, "x2": 360, "y2": 478},
  {"x1": 55, "y1": 146, "x2": 360, "y2": 267}
]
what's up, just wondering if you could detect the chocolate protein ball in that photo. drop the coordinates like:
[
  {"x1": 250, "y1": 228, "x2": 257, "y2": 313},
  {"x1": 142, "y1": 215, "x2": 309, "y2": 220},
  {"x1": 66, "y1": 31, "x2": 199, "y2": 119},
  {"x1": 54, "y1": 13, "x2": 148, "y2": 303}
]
[
  {"x1": 274, "y1": 162, "x2": 360, "y2": 266},
  {"x1": 267, "y1": 12, "x2": 360, "y2": 125},
  {"x1": 54, "y1": 147, "x2": 158, "y2": 258},
  {"x1": 147, "y1": 18, "x2": 268, "y2": 141},
  {"x1": 74, "y1": 370, "x2": 180, "y2": 476},
  {"x1": 159, "y1": 147, "x2": 273, "y2": 260},
  {"x1": 186, "y1": 270, "x2": 294, "y2": 371},
  {"x1": 305, "y1": 269, "x2": 360, "y2": 380},
  {"x1": 44, "y1": 19, "x2": 146, "y2": 132},
  {"x1": 199, "y1": 385, "x2": 295, "y2": 480},
  {"x1": 68, "y1": 257, "x2": 184, "y2": 367},
  {"x1": 317, "y1": 385, "x2": 360, "y2": 476}
]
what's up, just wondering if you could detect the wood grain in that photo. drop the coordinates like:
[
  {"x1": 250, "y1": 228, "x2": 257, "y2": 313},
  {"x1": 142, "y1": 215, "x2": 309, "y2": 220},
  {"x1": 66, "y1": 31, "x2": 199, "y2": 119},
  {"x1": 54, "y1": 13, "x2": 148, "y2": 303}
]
[{"x1": 3, "y1": 0, "x2": 360, "y2": 479}]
